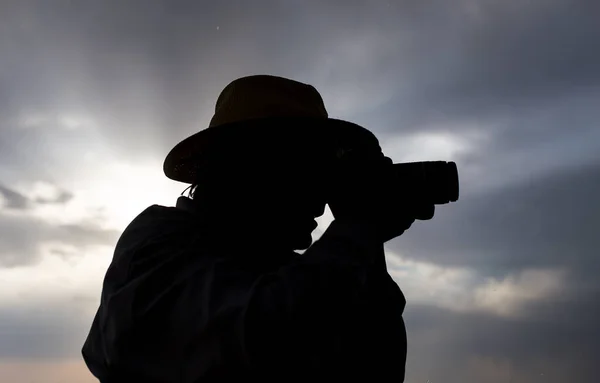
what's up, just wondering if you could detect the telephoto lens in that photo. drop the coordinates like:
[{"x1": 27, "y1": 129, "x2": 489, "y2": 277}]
[{"x1": 392, "y1": 161, "x2": 459, "y2": 205}]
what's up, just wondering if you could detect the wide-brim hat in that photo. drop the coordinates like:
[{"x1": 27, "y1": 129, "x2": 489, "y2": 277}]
[{"x1": 163, "y1": 74, "x2": 381, "y2": 184}]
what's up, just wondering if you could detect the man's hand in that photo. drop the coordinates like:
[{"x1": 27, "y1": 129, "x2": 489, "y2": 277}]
[{"x1": 327, "y1": 152, "x2": 435, "y2": 243}]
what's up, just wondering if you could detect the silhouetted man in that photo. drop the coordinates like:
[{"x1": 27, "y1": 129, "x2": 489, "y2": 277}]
[{"x1": 82, "y1": 75, "x2": 435, "y2": 382}]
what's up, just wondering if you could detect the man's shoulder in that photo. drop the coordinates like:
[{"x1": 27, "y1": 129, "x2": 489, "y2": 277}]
[
  {"x1": 111, "y1": 204, "x2": 199, "y2": 263},
  {"x1": 119, "y1": 204, "x2": 195, "y2": 243}
]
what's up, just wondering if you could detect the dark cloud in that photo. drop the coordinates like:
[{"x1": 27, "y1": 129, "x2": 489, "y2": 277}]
[
  {"x1": 0, "y1": 213, "x2": 120, "y2": 267},
  {"x1": 392, "y1": 162, "x2": 600, "y2": 276},
  {"x1": 35, "y1": 189, "x2": 74, "y2": 205},
  {"x1": 1, "y1": 182, "x2": 76, "y2": 209},
  {"x1": 403, "y1": 296, "x2": 600, "y2": 383},
  {"x1": 0, "y1": 181, "x2": 74, "y2": 207},
  {"x1": 0, "y1": 185, "x2": 30, "y2": 210},
  {"x1": 0, "y1": 0, "x2": 597, "y2": 210},
  {"x1": 355, "y1": 0, "x2": 600, "y2": 133},
  {"x1": 1, "y1": 0, "x2": 597, "y2": 164}
]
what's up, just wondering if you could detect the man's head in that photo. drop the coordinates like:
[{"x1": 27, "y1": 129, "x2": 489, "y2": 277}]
[
  {"x1": 163, "y1": 75, "x2": 382, "y2": 250},
  {"x1": 186, "y1": 121, "x2": 334, "y2": 250}
]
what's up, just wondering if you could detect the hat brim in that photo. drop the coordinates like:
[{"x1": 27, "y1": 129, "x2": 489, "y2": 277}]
[{"x1": 163, "y1": 116, "x2": 380, "y2": 184}]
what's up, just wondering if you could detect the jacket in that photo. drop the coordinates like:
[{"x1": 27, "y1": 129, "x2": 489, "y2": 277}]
[{"x1": 82, "y1": 197, "x2": 407, "y2": 382}]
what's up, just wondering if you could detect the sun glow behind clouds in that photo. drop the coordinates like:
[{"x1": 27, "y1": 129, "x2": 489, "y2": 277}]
[
  {"x1": 67, "y1": 160, "x2": 184, "y2": 231},
  {"x1": 20, "y1": 160, "x2": 184, "y2": 232}
]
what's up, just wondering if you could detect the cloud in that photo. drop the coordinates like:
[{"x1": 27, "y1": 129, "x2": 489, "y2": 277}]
[
  {"x1": 0, "y1": 212, "x2": 120, "y2": 267},
  {"x1": 0, "y1": 301, "x2": 91, "y2": 359},
  {"x1": 380, "y1": 0, "x2": 600, "y2": 126},
  {"x1": 387, "y1": 253, "x2": 567, "y2": 318},
  {"x1": 0, "y1": 183, "x2": 119, "y2": 267},
  {"x1": 0, "y1": 359, "x2": 96, "y2": 383},
  {"x1": 471, "y1": 269, "x2": 565, "y2": 317},
  {"x1": 2, "y1": 0, "x2": 595, "y2": 160},
  {"x1": 17, "y1": 112, "x2": 96, "y2": 131},
  {"x1": 35, "y1": 190, "x2": 74, "y2": 205},
  {"x1": 404, "y1": 299, "x2": 600, "y2": 383},
  {"x1": 0, "y1": 0, "x2": 599, "y2": 381},
  {"x1": 0, "y1": 185, "x2": 30, "y2": 210},
  {"x1": 0, "y1": 181, "x2": 78, "y2": 206},
  {"x1": 391, "y1": 162, "x2": 600, "y2": 274},
  {"x1": 0, "y1": 116, "x2": 110, "y2": 185},
  {"x1": 0, "y1": 180, "x2": 119, "y2": 267},
  {"x1": 1, "y1": 0, "x2": 598, "y2": 191},
  {"x1": 0, "y1": 248, "x2": 111, "y2": 367},
  {"x1": 28, "y1": 182, "x2": 75, "y2": 205}
]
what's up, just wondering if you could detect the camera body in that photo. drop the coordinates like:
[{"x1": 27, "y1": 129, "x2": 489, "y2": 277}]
[{"x1": 393, "y1": 161, "x2": 459, "y2": 205}]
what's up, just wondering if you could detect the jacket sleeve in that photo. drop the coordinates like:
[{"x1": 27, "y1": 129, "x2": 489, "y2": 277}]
[{"x1": 240, "y1": 219, "x2": 407, "y2": 374}]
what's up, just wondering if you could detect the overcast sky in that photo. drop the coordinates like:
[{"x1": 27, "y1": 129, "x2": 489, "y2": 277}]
[{"x1": 1, "y1": 0, "x2": 599, "y2": 382}]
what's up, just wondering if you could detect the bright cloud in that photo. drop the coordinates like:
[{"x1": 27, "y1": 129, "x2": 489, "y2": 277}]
[
  {"x1": 387, "y1": 251, "x2": 566, "y2": 318},
  {"x1": 0, "y1": 246, "x2": 112, "y2": 313},
  {"x1": 18, "y1": 112, "x2": 96, "y2": 130},
  {"x1": 473, "y1": 268, "x2": 565, "y2": 317}
]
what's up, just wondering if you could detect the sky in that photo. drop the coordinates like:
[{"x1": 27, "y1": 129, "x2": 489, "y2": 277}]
[{"x1": 0, "y1": 0, "x2": 599, "y2": 382}]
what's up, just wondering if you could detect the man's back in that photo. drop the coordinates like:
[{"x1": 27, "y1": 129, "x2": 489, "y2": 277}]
[{"x1": 82, "y1": 199, "x2": 407, "y2": 382}]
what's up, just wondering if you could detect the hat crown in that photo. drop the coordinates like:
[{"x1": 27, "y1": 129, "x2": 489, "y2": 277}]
[{"x1": 209, "y1": 75, "x2": 329, "y2": 127}]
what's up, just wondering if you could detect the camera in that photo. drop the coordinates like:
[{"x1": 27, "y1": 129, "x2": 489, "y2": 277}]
[
  {"x1": 329, "y1": 124, "x2": 460, "y2": 208},
  {"x1": 393, "y1": 161, "x2": 459, "y2": 205}
]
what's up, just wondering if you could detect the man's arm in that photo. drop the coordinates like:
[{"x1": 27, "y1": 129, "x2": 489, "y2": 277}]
[{"x1": 240, "y1": 219, "x2": 406, "y2": 374}]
